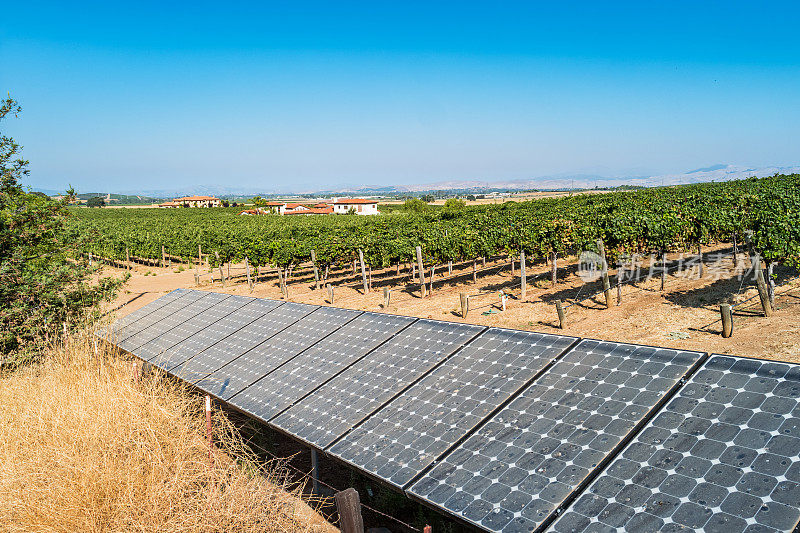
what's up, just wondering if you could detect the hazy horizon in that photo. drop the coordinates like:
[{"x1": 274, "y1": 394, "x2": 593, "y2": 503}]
[{"x1": 2, "y1": 2, "x2": 799, "y2": 192}]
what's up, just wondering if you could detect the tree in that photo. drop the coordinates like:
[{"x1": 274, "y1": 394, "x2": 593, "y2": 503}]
[
  {"x1": 443, "y1": 198, "x2": 466, "y2": 210},
  {"x1": 467, "y1": 194, "x2": 476, "y2": 202},
  {"x1": 87, "y1": 196, "x2": 105, "y2": 208},
  {"x1": 403, "y1": 198, "x2": 428, "y2": 213},
  {"x1": 251, "y1": 196, "x2": 267, "y2": 207},
  {"x1": 0, "y1": 96, "x2": 125, "y2": 364},
  {"x1": 421, "y1": 194, "x2": 435, "y2": 203}
]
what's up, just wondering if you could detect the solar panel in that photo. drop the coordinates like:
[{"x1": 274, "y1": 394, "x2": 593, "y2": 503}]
[
  {"x1": 155, "y1": 298, "x2": 284, "y2": 373},
  {"x1": 189, "y1": 302, "x2": 319, "y2": 398},
  {"x1": 99, "y1": 288, "x2": 189, "y2": 341},
  {"x1": 549, "y1": 355, "x2": 800, "y2": 533},
  {"x1": 328, "y1": 329, "x2": 578, "y2": 490},
  {"x1": 197, "y1": 306, "x2": 361, "y2": 401},
  {"x1": 408, "y1": 340, "x2": 704, "y2": 533},
  {"x1": 271, "y1": 320, "x2": 485, "y2": 450},
  {"x1": 140, "y1": 295, "x2": 254, "y2": 369},
  {"x1": 228, "y1": 312, "x2": 417, "y2": 424},
  {"x1": 171, "y1": 299, "x2": 296, "y2": 382},
  {"x1": 117, "y1": 291, "x2": 230, "y2": 353},
  {"x1": 111, "y1": 289, "x2": 202, "y2": 344}
]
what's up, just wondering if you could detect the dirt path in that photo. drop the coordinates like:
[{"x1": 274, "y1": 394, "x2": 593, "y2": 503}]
[{"x1": 103, "y1": 244, "x2": 800, "y2": 363}]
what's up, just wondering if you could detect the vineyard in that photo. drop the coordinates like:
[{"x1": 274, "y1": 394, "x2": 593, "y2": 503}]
[{"x1": 69, "y1": 175, "x2": 800, "y2": 276}]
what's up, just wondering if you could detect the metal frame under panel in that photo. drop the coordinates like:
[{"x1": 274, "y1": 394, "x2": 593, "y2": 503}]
[
  {"x1": 328, "y1": 328, "x2": 579, "y2": 490},
  {"x1": 271, "y1": 319, "x2": 485, "y2": 450},
  {"x1": 408, "y1": 339, "x2": 705, "y2": 533},
  {"x1": 227, "y1": 312, "x2": 417, "y2": 424},
  {"x1": 549, "y1": 354, "x2": 800, "y2": 533}
]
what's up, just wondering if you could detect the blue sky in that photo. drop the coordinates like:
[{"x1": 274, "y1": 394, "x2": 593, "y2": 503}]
[{"x1": 1, "y1": 1, "x2": 799, "y2": 193}]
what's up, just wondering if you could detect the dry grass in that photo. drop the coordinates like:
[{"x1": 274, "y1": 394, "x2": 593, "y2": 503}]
[{"x1": 0, "y1": 332, "x2": 337, "y2": 533}]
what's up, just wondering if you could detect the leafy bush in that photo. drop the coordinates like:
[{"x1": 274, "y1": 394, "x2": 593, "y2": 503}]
[{"x1": 0, "y1": 97, "x2": 126, "y2": 364}]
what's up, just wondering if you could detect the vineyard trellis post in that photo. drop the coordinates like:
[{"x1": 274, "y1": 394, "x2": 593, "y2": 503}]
[
  {"x1": 551, "y1": 251, "x2": 558, "y2": 286},
  {"x1": 460, "y1": 293, "x2": 469, "y2": 318},
  {"x1": 698, "y1": 245, "x2": 703, "y2": 278},
  {"x1": 161, "y1": 245, "x2": 165, "y2": 268},
  {"x1": 245, "y1": 256, "x2": 252, "y2": 292},
  {"x1": 767, "y1": 262, "x2": 775, "y2": 308},
  {"x1": 520, "y1": 250, "x2": 527, "y2": 299},
  {"x1": 660, "y1": 250, "x2": 667, "y2": 291},
  {"x1": 415, "y1": 246, "x2": 426, "y2": 297},
  {"x1": 602, "y1": 271, "x2": 612, "y2": 308},
  {"x1": 358, "y1": 249, "x2": 368, "y2": 294},
  {"x1": 752, "y1": 255, "x2": 773, "y2": 317},
  {"x1": 383, "y1": 287, "x2": 391, "y2": 308},
  {"x1": 555, "y1": 300, "x2": 566, "y2": 329},
  {"x1": 311, "y1": 250, "x2": 320, "y2": 290},
  {"x1": 327, "y1": 283, "x2": 334, "y2": 305},
  {"x1": 429, "y1": 264, "x2": 435, "y2": 294},
  {"x1": 448, "y1": 260, "x2": 452, "y2": 275},
  {"x1": 721, "y1": 304, "x2": 733, "y2": 337}
]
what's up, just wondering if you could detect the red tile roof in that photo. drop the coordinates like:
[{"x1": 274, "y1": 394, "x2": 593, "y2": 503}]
[
  {"x1": 333, "y1": 198, "x2": 377, "y2": 205},
  {"x1": 285, "y1": 207, "x2": 333, "y2": 215},
  {"x1": 175, "y1": 195, "x2": 220, "y2": 201}
]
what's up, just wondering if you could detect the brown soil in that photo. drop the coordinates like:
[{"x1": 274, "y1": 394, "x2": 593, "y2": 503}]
[{"x1": 105, "y1": 243, "x2": 800, "y2": 364}]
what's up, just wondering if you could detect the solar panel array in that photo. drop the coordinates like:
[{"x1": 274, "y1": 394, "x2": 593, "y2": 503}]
[
  {"x1": 549, "y1": 355, "x2": 800, "y2": 533},
  {"x1": 102, "y1": 290, "x2": 800, "y2": 533},
  {"x1": 328, "y1": 328, "x2": 578, "y2": 489}
]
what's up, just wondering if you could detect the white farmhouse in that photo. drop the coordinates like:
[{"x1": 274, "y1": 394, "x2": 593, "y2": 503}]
[{"x1": 332, "y1": 198, "x2": 379, "y2": 215}]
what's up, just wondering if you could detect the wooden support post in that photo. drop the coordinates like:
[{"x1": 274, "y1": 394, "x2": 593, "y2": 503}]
[
  {"x1": 698, "y1": 245, "x2": 703, "y2": 278},
  {"x1": 510, "y1": 255, "x2": 515, "y2": 275},
  {"x1": 429, "y1": 264, "x2": 435, "y2": 293},
  {"x1": 660, "y1": 250, "x2": 667, "y2": 291},
  {"x1": 460, "y1": 293, "x2": 469, "y2": 318},
  {"x1": 396, "y1": 263, "x2": 400, "y2": 276},
  {"x1": 500, "y1": 292, "x2": 507, "y2": 311},
  {"x1": 555, "y1": 300, "x2": 566, "y2": 329},
  {"x1": 448, "y1": 260, "x2": 453, "y2": 275},
  {"x1": 88, "y1": 251, "x2": 93, "y2": 265},
  {"x1": 352, "y1": 259, "x2": 357, "y2": 276},
  {"x1": 753, "y1": 256, "x2": 773, "y2": 317},
  {"x1": 551, "y1": 251, "x2": 558, "y2": 286},
  {"x1": 732, "y1": 234, "x2": 738, "y2": 265},
  {"x1": 616, "y1": 264, "x2": 623, "y2": 306},
  {"x1": 520, "y1": 250, "x2": 527, "y2": 299},
  {"x1": 720, "y1": 304, "x2": 733, "y2": 338},
  {"x1": 412, "y1": 261, "x2": 417, "y2": 281},
  {"x1": 245, "y1": 256, "x2": 252, "y2": 291},
  {"x1": 334, "y1": 488, "x2": 364, "y2": 533},
  {"x1": 602, "y1": 272, "x2": 612, "y2": 308},
  {"x1": 324, "y1": 264, "x2": 330, "y2": 282},
  {"x1": 358, "y1": 249, "x2": 368, "y2": 294},
  {"x1": 205, "y1": 395, "x2": 213, "y2": 468},
  {"x1": 415, "y1": 246, "x2": 426, "y2": 298},
  {"x1": 310, "y1": 449, "x2": 320, "y2": 496},
  {"x1": 383, "y1": 287, "x2": 391, "y2": 308},
  {"x1": 311, "y1": 250, "x2": 320, "y2": 290},
  {"x1": 767, "y1": 262, "x2": 775, "y2": 309},
  {"x1": 368, "y1": 264, "x2": 373, "y2": 292},
  {"x1": 327, "y1": 283, "x2": 335, "y2": 305},
  {"x1": 472, "y1": 260, "x2": 477, "y2": 283},
  {"x1": 482, "y1": 256, "x2": 486, "y2": 267},
  {"x1": 596, "y1": 239, "x2": 607, "y2": 269}
]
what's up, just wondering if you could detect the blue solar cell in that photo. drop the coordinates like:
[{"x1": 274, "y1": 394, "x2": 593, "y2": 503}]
[
  {"x1": 328, "y1": 328, "x2": 578, "y2": 489},
  {"x1": 549, "y1": 355, "x2": 800, "y2": 533},
  {"x1": 271, "y1": 320, "x2": 485, "y2": 449},
  {"x1": 408, "y1": 340, "x2": 704, "y2": 533},
  {"x1": 229, "y1": 312, "x2": 417, "y2": 423}
]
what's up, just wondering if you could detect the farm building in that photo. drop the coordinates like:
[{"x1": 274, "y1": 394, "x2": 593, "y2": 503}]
[
  {"x1": 161, "y1": 196, "x2": 222, "y2": 208},
  {"x1": 332, "y1": 198, "x2": 379, "y2": 215}
]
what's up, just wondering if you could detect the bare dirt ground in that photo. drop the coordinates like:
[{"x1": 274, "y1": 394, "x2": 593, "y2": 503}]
[{"x1": 104, "y1": 242, "x2": 800, "y2": 364}]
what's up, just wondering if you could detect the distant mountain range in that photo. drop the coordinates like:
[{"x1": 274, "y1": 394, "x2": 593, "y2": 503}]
[{"x1": 30, "y1": 164, "x2": 800, "y2": 199}]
